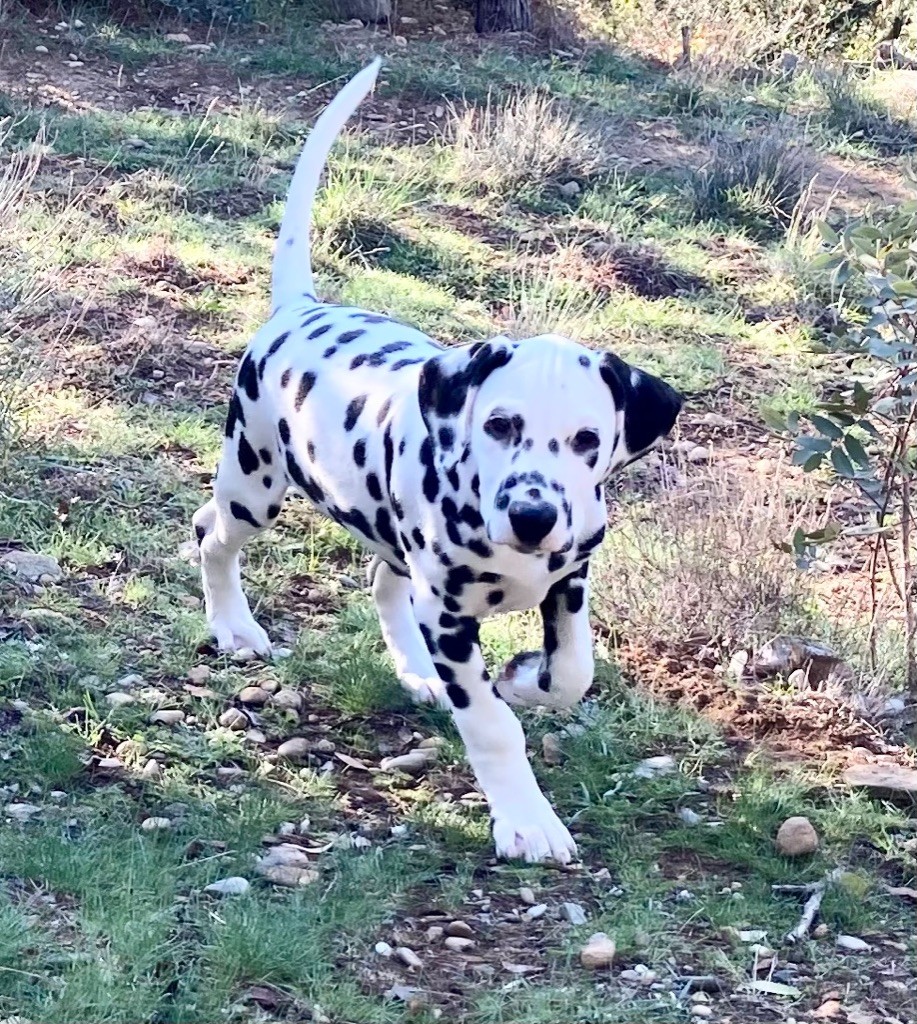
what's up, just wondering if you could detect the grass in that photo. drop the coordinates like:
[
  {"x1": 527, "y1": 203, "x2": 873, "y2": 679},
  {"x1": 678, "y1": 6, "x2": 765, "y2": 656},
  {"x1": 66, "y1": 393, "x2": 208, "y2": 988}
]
[{"x1": 1, "y1": 8, "x2": 915, "y2": 1024}]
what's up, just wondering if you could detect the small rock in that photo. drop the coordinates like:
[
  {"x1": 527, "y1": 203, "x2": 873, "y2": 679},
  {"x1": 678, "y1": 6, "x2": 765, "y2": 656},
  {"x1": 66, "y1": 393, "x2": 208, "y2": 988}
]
[
  {"x1": 140, "y1": 817, "x2": 172, "y2": 831},
  {"x1": 141, "y1": 759, "x2": 162, "y2": 779},
  {"x1": 701, "y1": 412, "x2": 731, "y2": 428},
  {"x1": 96, "y1": 757, "x2": 124, "y2": 771},
  {"x1": 205, "y1": 876, "x2": 250, "y2": 896},
  {"x1": 396, "y1": 946, "x2": 423, "y2": 969},
  {"x1": 1, "y1": 551, "x2": 62, "y2": 582},
  {"x1": 633, "y1": 755, "x2": 676, "y2": 779},
  {"x1": 237, "y1": 686, "x2": 270, "y2": 706},
  {"x1": 5, "y1": 803, "x2": 41, "y2": 821},
  {"x1": 561, "y1": 902, "x2": 587, "y2": 925},
  {"x1": 124, "y1": 136, "x2": 150, "y2": 149},
  {"x1": 259, "y1": 844, "x2": 311, "y2": 868},
  {"x1": 273, "y1": 646, "x2": 294, "y2": 659},
  {"x1": 273, "y1": 688, "x2": 303, "y2": 711},
  {"x1": 277, "y1": 737, "x2": 311, "y2": 760},
  {"x1": 244, "y1": 729, "x2": 266, "y2": 744},
  {"x1": 446, "y1": 920, "x2": 474, "y2": 938},
  {"x1": 525, "y1": 904, "x2": 547, "y2": 919},
  {"x1": 258, "y1": 864, "x2": 319, "y2": 887},
  {"x1": 836, "y1": 934, "x2": 871, "y2": 952},
  {"x1": 775, "y1": 816, "x2": 819, "y2": 857},
  {"x1": 375, "y1": 941, "x2": 393, "y2": 957},
  {"x1": 519, "y1": 886, "x2": 536, "y2": 905},
  {"x1": 105, "y1": 692, "x2": 135, "y2": 708},
  {"x1": 580, "y1": 932, "x2": 616, "y2": 969},
  {"x1": 685, "y1": 445, "x2": 710, "y2": 464},
  {"x1": 691, "y1": 1006, "x2": 713, "y2": 1018},
  {"x1": 813, "y1": 923, "x2": 829, "y2": 938},
  {"x1": 677, "y1": 807, "x2": 702, "y2": 826},
  {"x1": 843, "y1": 763, "x2": 917, "y2": 792},
  {"x1": 165, "y1": 32, "x2": 192, "y2": 42},
  {"x1": 187, "y1": 665, "x2": 211, "y2": 684},
  {"x1": 728, "y1": 649, "x2": 749, "y2": 678},
  {"x1": 737, "y1": 929, "x2": 768, "y2": 942},
  {"x1": 559, "y1": 180, "x2": 580, "y2": 197},
  {"x1": 278, "y1": 822, "x2": 297, "y2": 836},
  {"x1": 417, "y1": 736, "x2": 445, "y2": 750},
  {"x1": 150, "y1": 709, "x2": 185, "y2": 726},
  {"x1": 380, "y1": 749, "x2": 435, "y2": 774},
  {"x1": 115, "y1": 673, "x2": 144, "y2": 689},
  {"x1": 219, "y1": 708, "x2": 249, "y2": 731},
  {"x1": 313, "y1": 738, "x2": 335, "y2": 754},
  {"x1": 444, "y1": 936, "x2": 474, "y2": 952},
  {"x1": 426, "y1": 925, "x2": 444, "y2": 941},
  {"x1": 35, "y1": 44, "x2": 49, "y2": 53},
  {"x1": 184, "y1": 42, "x2": 213, "y2": 52},
  {"x1": 542, "y1": 733, "x2": 563, "y2": 765},
  {"x1": 73, "y1": 17, "x2": 84, "y2": 27},
  {"x1": 231, "y1": 647, "x2": 257, "y2": 664}
]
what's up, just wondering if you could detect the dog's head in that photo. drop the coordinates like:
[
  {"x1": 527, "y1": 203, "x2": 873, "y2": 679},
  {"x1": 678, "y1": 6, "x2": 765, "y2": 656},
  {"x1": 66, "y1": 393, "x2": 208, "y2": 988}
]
[{"x1": 418, "y1": 334, "x2": 682, "y2": 556}]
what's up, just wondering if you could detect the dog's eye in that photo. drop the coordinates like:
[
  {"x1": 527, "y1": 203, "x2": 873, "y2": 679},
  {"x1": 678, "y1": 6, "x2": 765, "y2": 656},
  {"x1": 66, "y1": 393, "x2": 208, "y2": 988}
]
[
  {"x1": 572, "y1": 428, "x2": 600, "y2": 454},
  {"x1": 485, "y1": 416, "x2": 513, "y2": 442}
]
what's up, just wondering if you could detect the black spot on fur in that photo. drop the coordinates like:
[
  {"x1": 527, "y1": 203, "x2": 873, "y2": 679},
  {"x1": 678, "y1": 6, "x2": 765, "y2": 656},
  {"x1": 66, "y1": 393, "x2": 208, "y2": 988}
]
[
  {"x1": 280, "y1": 367, "x2": 292, "y2": 388},
  {"x1": 548, "y1": 438, "x2": 559, "y2": 454},
  {"x1": 445, "y1": 518, "x2": 463, "y2": 547},
  {"x1": 225, "y1": 393, "x2": 245, "y2": 437},
  {"x1": 263, "y1": 475, "x2": 272, "y2": 488},
  {"x1": 466, "y1": 539, "x2": 492, "y2": 559},
  {"x1": 495, "y1": 492, "x2": 509, "y2": 511},
  {"x1": 576, "y1": 526, "x2": 606, "y2": 559},
  {"x1": 308, "y1": 323, "x2": 332, "y2": 340},
  {"x1": 337, "y1": 329, "x2": 366, "y2": 345},
  {"x1": 419, "y1": 436, "x2": 439, "y2": 502},
  {"x1": 392, "y1": 495, "x2": 405, "y2": 520},
  {"x1": 446, "y1": 682, "x2": 470, "y2": 709},
  {"x1": 344, "y1": 395, "x2": 367, "y2": 432},
  {"x1": 438, "y1": 617, "x2": 478, "y2": 664},
  {"x1": 538, "y1": 670, "x2": 552, "y2": 692},
  {"x1": 238, "y1": 354, "x2": 259, "y2": 401},
  {"x1": 259, "y1": 448, "x2": 272, "y2": 464},
  {"x1": 301, "y1": 310, "x2": 327, "y2": 328},
  {"x1": 259, "y1": 331, "x2": 291, "y2": 375},
  {"x1": 194, "y1": 524, "x2": 205, "y2": 544},
  {"x1": 237, "y1": 433, "x2": 259, "y2": 475},
  {"x1": 366, "y1": 472, "x2": 382, "y2": 502},
  {"x1": 295, "y1": 372, "x2": 316, "y2": 412},
  {"x1": 419, "y1": 623, "x2": 436, "y2": 654},
  {"x1": 459, "y1": 504, "x2": 483, "y2": 529},
  {"x1": 548, "y1": 552, "x2": 566, "y2": 573},
  {"x1": 391, "y1": 358, "x2": 424, "y2": 371},
  {"x1": 411, "y1": 527, "x2": 426, "y2": 550},
  {"x1": 383, "y1": 427, "x2": 395, "y2": 495},
  {"x1": 353, "y1": 438, "x2": 367, "y2": 468},
  {"x1": 487, "y1": 589, "x2": 504, "y2": 606},
  {"x1": 267, "y1": 503, "x2": 281, "y2": 519},
  {"x1": 586, "y1": 452, "x2": 598, "y2": 470},
  {"x1": 350, "y1": 353, "x2": 369, "y2": 370},
  {"x1": 438, "y1": 426, "x2": 454, "y2": 450},
  {"x1": 445, "y1": 565, "x2": 475, "y2": 596},
  {"x1": 471, "y1": 474, "x2": 480, "y2": 497},
  {"x1": 434, "y1": 661, "x2": 455, "y2": 684},
  {"x1": 478, "y1": 572, "x2": 501, "y2": 583},
  {"x1": 446, "y1": 466, "x2": 460, "y2": 491},
  {"x1": 579, "y1": 354, "x2": 590, "y2": 368},
  {"x1": 230, "y1": 501, "x2": 260, "y2": 529},
  {"x1": 307, "y1": 441, "x2": 316, "y2": 462},
  {"x1": 567, "y1": 586, "x2": 585, "y2": 614},
  {"x1": 322, "y1": 346, "x2": 337, "y2": 359},
  {"x1": 375, "y1": 507, "x2": 398, "y2": 548},
  {"x1": 439, "y1": 612, "x2": 459, "y2": 629},
  {"x1": 337, "y1": 506, "x2": 375, "y2": 541},
  {"x1": 279, "y1": 418, "x2": 291, "y2": 445},
  {"x1": 443, "y1": 595, "x2": 461, "y2": 613},
  {"x1": 377, "y1": 397, "x2": 392, "y2": 427}
]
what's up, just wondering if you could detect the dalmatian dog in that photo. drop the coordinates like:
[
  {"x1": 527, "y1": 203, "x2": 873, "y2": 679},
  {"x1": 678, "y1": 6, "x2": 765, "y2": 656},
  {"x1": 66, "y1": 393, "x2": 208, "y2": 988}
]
[{"x1": 192, "y1": 60, "x2": 682, "y2": 864}]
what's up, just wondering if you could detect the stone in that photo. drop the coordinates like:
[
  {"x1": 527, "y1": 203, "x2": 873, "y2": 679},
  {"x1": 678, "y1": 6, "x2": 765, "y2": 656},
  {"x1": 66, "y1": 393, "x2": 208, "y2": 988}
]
[
  {"x1": 237, "y1": 686, "x2": 270, "y2": 706},
  {"x1": 542, "y1": 733, "x2": 563, "y2": 765},
  {"x1": 258, "y1": 864, "x2": 319, "y2": 887},
  {"x1": 677, "y1": 807, "x2": 702, "y2": 826},
  {"x1": 35, "y1": 44, "x2": 49, "y2": 53},
  {"x1": 525, "y1": 904, "x2": 547, "y2": 919},
  {"x1": 141, "y1": 759, "x2": 162, "y2": 779},
  {"x1": 843, "y1": 763, "x2": 917, "y2": 792},
  {"x1": 96, "y1": 757, "x2": 124, "y2": 770},
  {"x1": 691, "y1": 1006, "x2": 713, "y2": 1018},
  {"x1": 140, "y1": 817, "x2": 172, "y2": 831},
  {"x1": 836, "y1": 934, "x2": 871, "y2": 952},
  {"x1": 116, "y1": 673, "x2": 144, "y2": 689},
  {"x1": 277, "y1": 738, "x2": 311, "y2": 760},
  {"x1": 444, "y1": 936, "x2": 474, "y2": 952},
  {"x1": 273, "y1": 688, "x2": 302, "y2": 711},
  {"x1": 580, "y1": 932, "x2": 616, "y2": 968},
  {"x1": 1, "y1": 551, "x2": 62, "y2": 582},
  {"x1": 633, "y1": 755, "x2": 676, "y2": 779},
  {"x1": 150, "y1": 710, "x2": 185, "y2": 725},
  {"x1": 559, "y1": 180, "x2": 580, "y2": 197},
  {"x1": 701, "y1": 412, "x2": 731, "y2": 428},
  {"x1": 519, "y1": 886, "x2": 536, "y2": 905},
  {"x1": 446, "y1": 920, "x2": 474, "y2": 938},
  {"x1": 561, "y1": 902, "x2": 587, "y2": 925},
  {"x1": 775, "y1": 816, "x2": 819, "y2": 856},
  {"x1": 231, "y1": 647, "x2": 257, "y2": 664},
  {"x1": 187, "y1": 665, "x2": 211, "y2": 684},
  {"x1": 259, "y1": 844, "x2": 311, "y2": 867},
  {"x1": 5, "y1": 803, "x2": 41, "y2": 821},
  {"x1": 686, "y1": 445, "x2": 710, "y2": 464},
  {"x1": 396, "y1": 946, "x2": 423, "y2": 969},
  {"x1": 380, "y1": 749, "x2": 435, "y2": 774},
  {"x1": 219, "y1": 708, "x2": 249, "y2": 731},
  {"x1": 375, "y1": 940, "x2": 393, "y2": 956},
  {"x1": 165, "y1": 32, "x2": 192, "y2": 42},
  {"x1": 105, "y1": 692, "x2": 135, "y2": 707},
  {"x1": 204, "y1": 876, "x2": 250, "y2": 896},
  {"x1": 124, "y1": 136, "x2": 150, "y2": 150}
]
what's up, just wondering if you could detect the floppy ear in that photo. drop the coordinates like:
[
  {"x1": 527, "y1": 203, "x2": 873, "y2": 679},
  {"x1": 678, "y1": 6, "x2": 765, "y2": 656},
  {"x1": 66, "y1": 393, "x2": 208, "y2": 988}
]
[
  {"x1": 418, "y1": 338, "x2": 514, "y2": 468},
  {"x1": 600, "y1": 352, "x2": 683, "y2": 474}
]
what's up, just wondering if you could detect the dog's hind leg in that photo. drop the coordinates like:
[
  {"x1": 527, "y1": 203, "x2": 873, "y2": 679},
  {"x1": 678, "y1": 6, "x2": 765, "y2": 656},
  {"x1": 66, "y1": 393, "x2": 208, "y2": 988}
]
[
  {"x1": 370, "y1": 557, "x2": 446, "y2": 705},
  {"x1": 192, "y1": 374, "x2": 287, "y2": 655},
  {"x1": 495, "y1": 563, "x2": 594, "y2": 709}
]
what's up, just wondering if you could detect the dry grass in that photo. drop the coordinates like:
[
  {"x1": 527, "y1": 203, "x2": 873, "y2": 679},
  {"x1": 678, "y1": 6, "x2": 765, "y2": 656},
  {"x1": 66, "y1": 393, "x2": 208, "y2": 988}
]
[
  {"x1": 595, "y1": 459, "x2": 818, "y2": 651},
  {"x1": 447, "y1": 90, "x2": 597, "y2": 195}
]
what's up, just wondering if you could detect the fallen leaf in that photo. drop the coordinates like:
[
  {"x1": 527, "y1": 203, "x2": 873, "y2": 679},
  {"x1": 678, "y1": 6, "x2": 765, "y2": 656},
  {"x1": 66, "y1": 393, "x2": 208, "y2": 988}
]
[
  {"x1": 335, "y1": 752, "x2": 370, "y2": 771},
  {"x1": 743, "y1": 980, "x2": 802, "y2": 997}
]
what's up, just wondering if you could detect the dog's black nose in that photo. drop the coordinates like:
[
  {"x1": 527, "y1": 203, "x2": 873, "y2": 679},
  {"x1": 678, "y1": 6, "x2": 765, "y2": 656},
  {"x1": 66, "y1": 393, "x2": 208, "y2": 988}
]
[{"x1": 508, "y1": 501, "x2": 557, "y2": 547}]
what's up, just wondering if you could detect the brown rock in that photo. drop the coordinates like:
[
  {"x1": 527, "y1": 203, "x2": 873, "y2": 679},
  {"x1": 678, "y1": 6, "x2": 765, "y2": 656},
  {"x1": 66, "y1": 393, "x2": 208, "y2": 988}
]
[
  {"x1": 277, "y1": 738, "x2": 310, "y2": 760},
  {"x1": 843, "y1": 763, "x2": 917, "y2": 792},
  {"x1": 446, "y1": 920, "x2": 474, "y2": 938},
  {"x1": 238, "y1": 686, "x2": 270, "y2": 706},
  {"x1": 775, "y1": 816, "x2": 819, "y2": 856},
  {"x1": 580, "y1": 932, "x2": 616, "y2": 968},
  {"x1": 219, "y1": 708, "x2": 249, "y2": 731}
]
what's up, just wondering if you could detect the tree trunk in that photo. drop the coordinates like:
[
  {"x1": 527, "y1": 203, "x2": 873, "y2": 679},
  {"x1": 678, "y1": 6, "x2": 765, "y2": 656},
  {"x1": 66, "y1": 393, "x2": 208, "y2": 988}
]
[{"x1": 474, "y1": 0, "x2": 532, "y2": 34}]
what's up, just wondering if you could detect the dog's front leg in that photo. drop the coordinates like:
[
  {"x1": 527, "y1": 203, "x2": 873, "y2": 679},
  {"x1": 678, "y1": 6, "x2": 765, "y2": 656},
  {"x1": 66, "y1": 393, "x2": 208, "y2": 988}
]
[
  {"x1": 413, "y1": 590, "x2": 577, "y2": 864},
  {"x1": 496, "y1": 562, "x2": 594, "y2": 710}
]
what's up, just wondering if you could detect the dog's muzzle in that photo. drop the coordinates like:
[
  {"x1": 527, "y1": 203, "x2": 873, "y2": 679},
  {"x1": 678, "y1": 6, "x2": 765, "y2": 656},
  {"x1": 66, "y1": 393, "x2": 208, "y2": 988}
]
[{"x1": 508, "y1": 500, "x2": 557, "y2": 549}]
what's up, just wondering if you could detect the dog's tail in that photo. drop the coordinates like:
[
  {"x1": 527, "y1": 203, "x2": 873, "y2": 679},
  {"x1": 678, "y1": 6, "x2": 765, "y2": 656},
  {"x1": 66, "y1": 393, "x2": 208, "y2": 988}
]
[{"x1": 271, "y1": 58, "x2": 382, "y2": 311}]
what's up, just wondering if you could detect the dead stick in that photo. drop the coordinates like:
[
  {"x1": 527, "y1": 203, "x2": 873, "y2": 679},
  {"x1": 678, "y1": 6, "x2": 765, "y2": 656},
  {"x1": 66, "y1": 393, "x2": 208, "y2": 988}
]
[{"x1": 773, "y1": 868, "x2": 841, "y2": 943}]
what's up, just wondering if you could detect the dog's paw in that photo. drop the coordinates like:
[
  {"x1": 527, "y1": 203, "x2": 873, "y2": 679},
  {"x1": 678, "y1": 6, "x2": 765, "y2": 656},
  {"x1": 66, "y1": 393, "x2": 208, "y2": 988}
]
[
  {"x1": 492, "y1": 798, "x2": 577, "y2": 864},
  {"x1": 494, "y1": 651, "x2": 547, "y2": 707},
  {"x1": 400, "y1": 673, "x2": 448, "y2": 708},
  {"x1": 210, "y1": 616, "x2": 272, "y2": 657}
]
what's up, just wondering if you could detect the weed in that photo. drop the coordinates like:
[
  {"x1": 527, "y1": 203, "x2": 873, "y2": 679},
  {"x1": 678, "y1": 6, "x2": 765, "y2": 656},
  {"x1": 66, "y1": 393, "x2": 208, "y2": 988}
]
[{"x1": 817, "y1": 69, "x2": 915, "y2": 154}]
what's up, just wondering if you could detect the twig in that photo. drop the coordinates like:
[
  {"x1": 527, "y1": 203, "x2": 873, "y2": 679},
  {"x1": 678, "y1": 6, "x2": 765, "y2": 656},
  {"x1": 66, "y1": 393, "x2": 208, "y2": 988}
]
[{"x1": 773, "y1": 868, "x2": 841, "y2": 943}]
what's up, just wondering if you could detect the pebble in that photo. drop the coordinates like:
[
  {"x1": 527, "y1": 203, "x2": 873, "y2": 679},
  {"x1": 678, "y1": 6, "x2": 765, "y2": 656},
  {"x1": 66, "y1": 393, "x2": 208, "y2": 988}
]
[
  {"x1": 273, "y1": 688, "x2": 303, "y2": 711},
  {"x1": 116, "y1": 673, "x2": 144, "y2": 689},
  {"x1": 278, "y1": 822, "x2": 297, "y2": 836},
  {"x1": 5, "y1": 803, "x2": 41, "y2": 821},
  {"x1": 701, "y1": 412, "x2": 731, "y2": 428},
  {"x1": 165, "y1": 32, "x2": 192, "y2": 42},
  {"x1": 273, "y1": 646, "x2": 294, "y2": 659},
  {"x1": 426, "y1": 925, "x2": 444, "y2": 941},
  {"x1": 380, "y1": 749, "x2": 435, "y2": 774},
  {"x1": 149, "y1": 709, "x2": 185, "y2": 725},
  {"x1": 525, "y1": 903, "x2": 547, "y2": 919},
  {"x1": 580, "y1": 932, "x2": 616, "y2": 968},
  {"x1": 633, "y1": 755, "x2": 676, "y2": 778},
  {"x1": 274, "y1": 736, "x2": 310, "y2": 759},
  {"x1": 105, "y1": 691, "x2": 135, "y2": 707},
  {"x1": 231, "y1": 647, "x2": 257, "y2": 664},
  {"x1": 141, "y1": 759, "x2": 162, "y2": 779},
  {"x1": 219, "y1": 708, "x2": 249, "y2": 731},
  {"x1": 677, "y1": 807, "x2": 702, "y2": 826},
  {"x1": 561, "y1": 902, "x2": 587, "y2": 925},
  {"x1": 444, "y1": 936, "x2": 474, "y2": 952},
  {"x1": 35, "y1": 44, "x2": 48, "y2": 53},
  {"x1": 446, "y1": 920, "x2": 474, "y2": 938},
  {"x1": 836, "y1": 934, "x2": 871, "y2": 952},
  {"x1": 140, "y1": 817, "x2": 172, "y2": 831},
  {"x1": 691, "y1": 1006, "x2": 713, "y2": 1018},
  {"x1": 559, "y1": 180, "x2": 580, "y2": 197},
  {"x1": 187, "y1": 665, "x2": 211, "y2": 684},
  {"x1": 775, "y1": 816, "x2": 819, "y2": 856},
  {"x1": 204, "y1": 876, "x2": 250, "y2": 896},
  {"x1": 258, "y1": 864, "x2": 318, "y2": 887},
  {"x1": 519, "y1": 886, "x2": 536, "y2": 905},
  {"x1": 375, "y1": 941, "x2": 393, "y2": 957},
  {"x1": 542, "y1": 733, "x2": 563, "y2": 765},
  {"x1": 237, "y1": 686, "x2": 270, "y2": 706},
  {"x1": 96, "y1": 757, "x2": 124, "y2": 770},
  {"x1": 396, "y1": 946, "x2": 423, "y2": 969}
]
